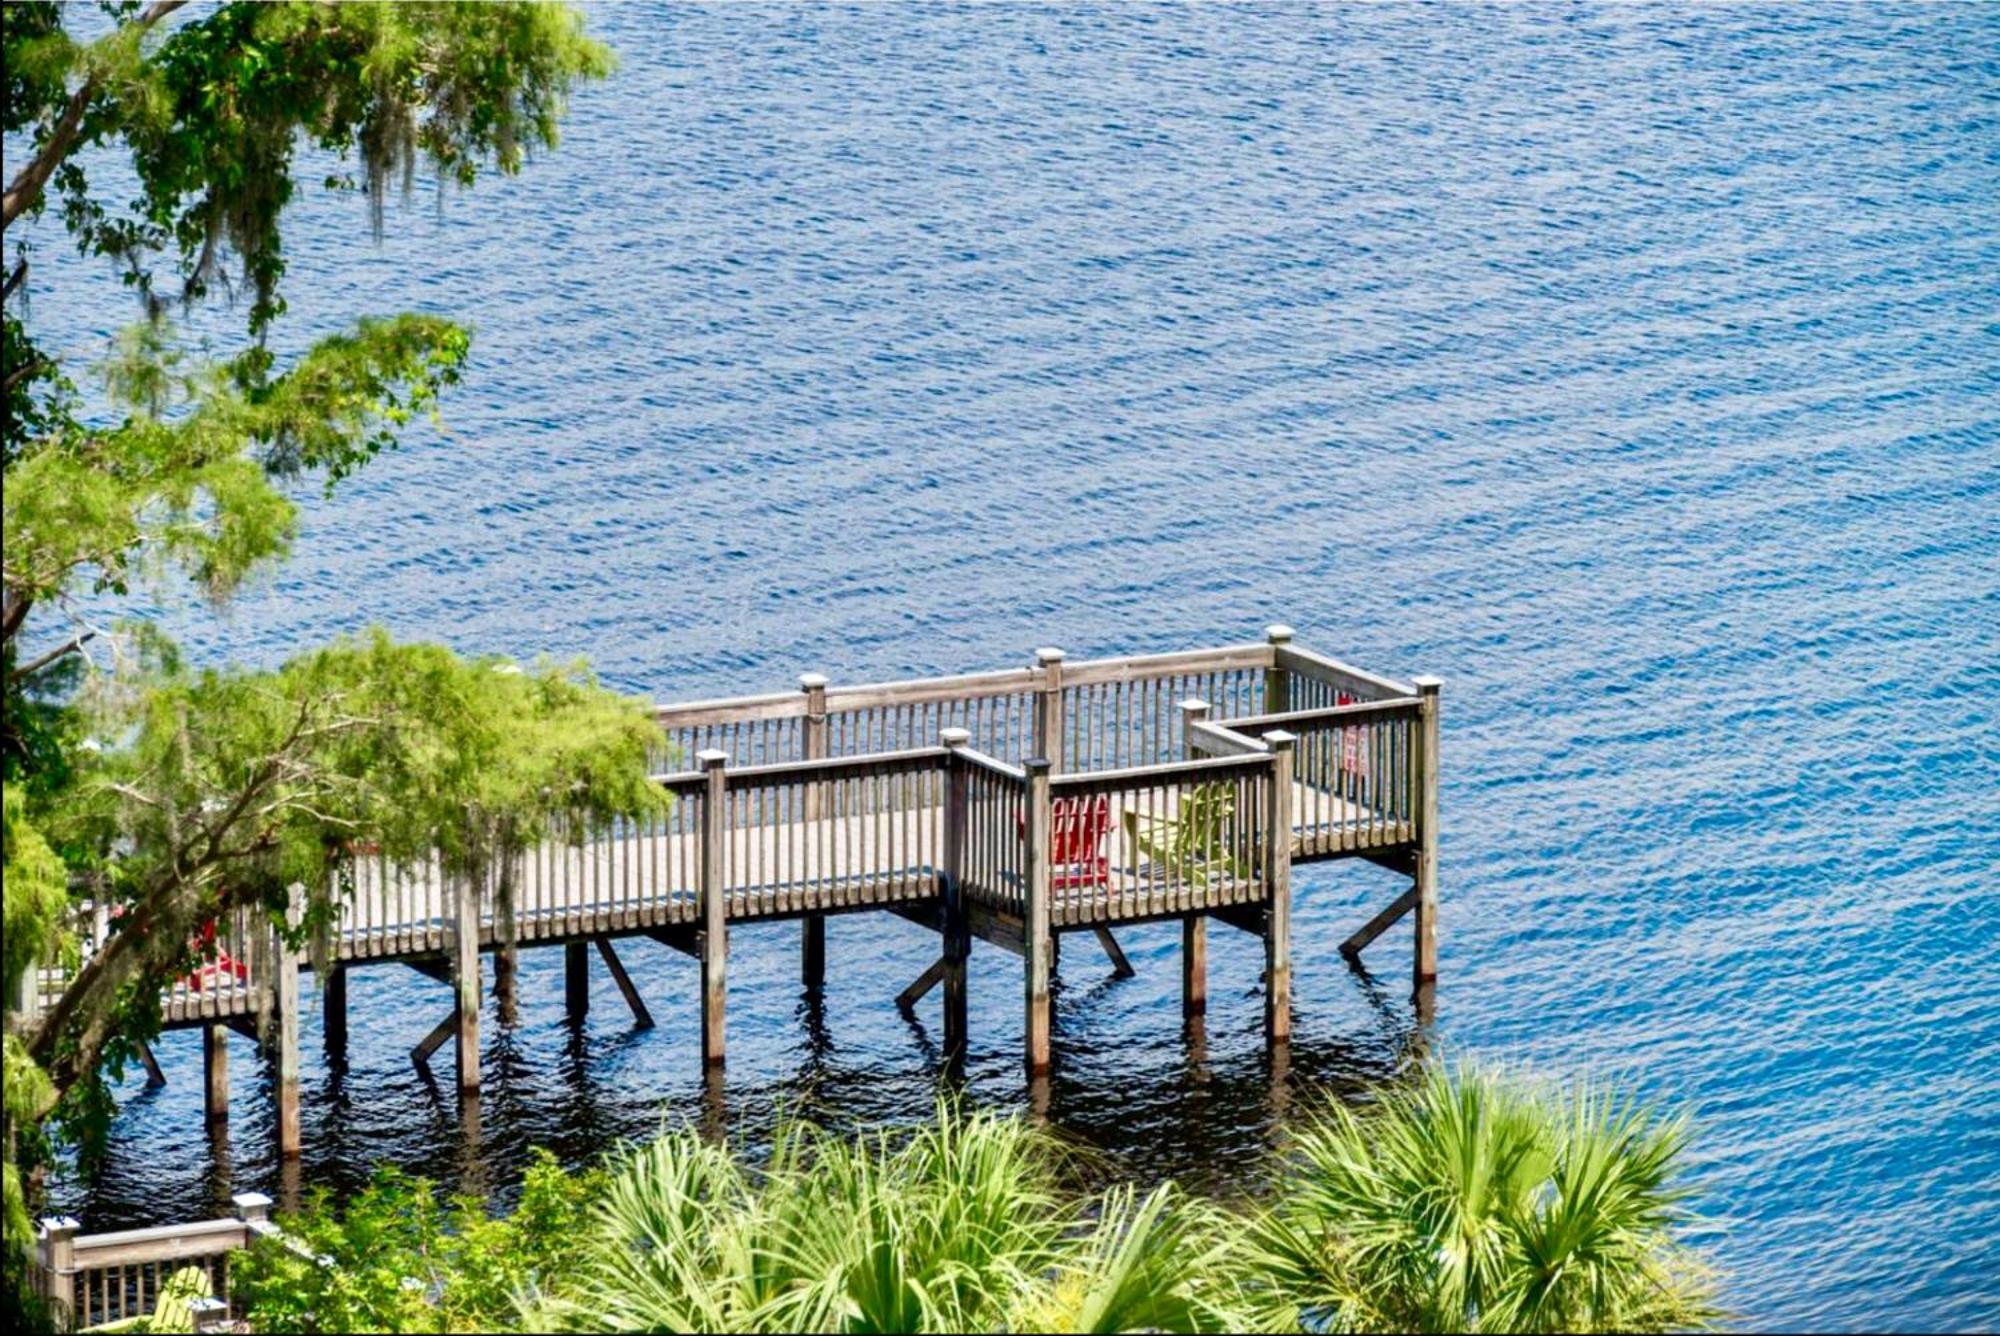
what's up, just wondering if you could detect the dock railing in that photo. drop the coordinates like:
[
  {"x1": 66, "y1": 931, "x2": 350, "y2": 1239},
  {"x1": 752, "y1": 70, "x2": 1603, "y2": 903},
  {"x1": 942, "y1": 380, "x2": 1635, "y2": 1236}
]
[
  {"x1": 17, "y1": 630, "x2": 1439, "y2": 1142},
  {"x1": 32, "y1": 1194, "x2": 279, "y2": 1331}
]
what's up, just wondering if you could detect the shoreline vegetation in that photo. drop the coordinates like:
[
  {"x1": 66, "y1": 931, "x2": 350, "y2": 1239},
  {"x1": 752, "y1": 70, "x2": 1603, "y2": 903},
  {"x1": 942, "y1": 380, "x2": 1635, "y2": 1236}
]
[{"x1": 223, "y1": 1063, "x2": 1719, "y2": 1335}]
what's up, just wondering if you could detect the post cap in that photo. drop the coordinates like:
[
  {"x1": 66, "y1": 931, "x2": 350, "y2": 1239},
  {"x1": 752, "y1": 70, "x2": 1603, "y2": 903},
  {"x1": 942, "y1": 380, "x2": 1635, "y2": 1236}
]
[
  {"x1": 1025, "y1": 755, "x2": 1053, "y2": 774},
  {"x1": 1265, "y1": 624, "x2": 1296, "y2": 644},
  {"x1": 1413, "y1": 675, "x2": 1443, "y2": 694},
  {"x1": 38, "y1": 1216, "x2": 80, "y2": 1238},
  {"x1": 232, "y1": 1192, "x2": 273, "y2": 1221},
  {"x1": 1176, "y1": 697, "x2": 1212, "y2": 715},
  {"x1": 939, "y1": 727, "x2": 971, "y2": 747},
  {"x1": 1264, "y1": 728, "x2": 1298, "y2": 748},
  {"x1": 695, "y1": 748, "x2": 730, "y2": 769},
  {"x1": 1034, "y1": 647, "x2": 1066, "y2": 664},
  {"x1": 798, "y1": 672, "x2": 829, "y2": 691}
]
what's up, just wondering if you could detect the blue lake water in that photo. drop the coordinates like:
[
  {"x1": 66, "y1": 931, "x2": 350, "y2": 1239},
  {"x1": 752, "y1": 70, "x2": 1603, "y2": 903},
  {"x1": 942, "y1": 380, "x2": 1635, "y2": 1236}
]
[{"x1": 22, "y1": 3, "x2": 1999, "y2": 1330}]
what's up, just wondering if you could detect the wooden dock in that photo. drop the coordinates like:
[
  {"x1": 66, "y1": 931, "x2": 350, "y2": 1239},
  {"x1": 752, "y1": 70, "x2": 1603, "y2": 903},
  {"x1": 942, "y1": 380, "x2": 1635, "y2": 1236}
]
[{"x1": 26, "y1": 628, "x2": 1440, "y2": 1159}]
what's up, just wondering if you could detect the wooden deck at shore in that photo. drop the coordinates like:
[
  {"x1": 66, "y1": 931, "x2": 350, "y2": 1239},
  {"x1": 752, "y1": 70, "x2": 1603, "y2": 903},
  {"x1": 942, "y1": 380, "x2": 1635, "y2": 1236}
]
[{"x1": 25, "y1": 629, "x2": 1440, "y2": 1161}]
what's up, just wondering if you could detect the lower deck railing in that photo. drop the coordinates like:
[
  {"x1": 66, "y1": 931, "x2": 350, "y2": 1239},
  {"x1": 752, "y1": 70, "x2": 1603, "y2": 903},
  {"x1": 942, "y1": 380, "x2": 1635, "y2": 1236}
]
[{"x1": 30, "y1": 1194, "x2": 279, "y2": 1332}]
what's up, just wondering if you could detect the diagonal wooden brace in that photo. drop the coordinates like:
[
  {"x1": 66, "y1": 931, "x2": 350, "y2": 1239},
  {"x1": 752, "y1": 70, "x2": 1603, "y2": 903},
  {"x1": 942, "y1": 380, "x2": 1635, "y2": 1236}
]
[
  {"x1": 1340, "y1": 886, "x2": 1418, "y2": 960},
  {"x1": 1092, "y1": 926, "x2": 1135, "y2": 979},
  {"x1": 896, "y1": 956, "x2": 949, "y2": 1012}
]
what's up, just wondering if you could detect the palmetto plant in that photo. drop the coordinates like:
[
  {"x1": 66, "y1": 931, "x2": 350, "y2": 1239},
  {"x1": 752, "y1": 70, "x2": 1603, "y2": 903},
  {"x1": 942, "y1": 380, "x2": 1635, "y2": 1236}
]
[
  {"x1": 1243, "y1": 1063, "x2": 1720, "y2": 1333},
  {"x1": 531, "y1": 1101, "x2": 1252, "y2": 1334}
]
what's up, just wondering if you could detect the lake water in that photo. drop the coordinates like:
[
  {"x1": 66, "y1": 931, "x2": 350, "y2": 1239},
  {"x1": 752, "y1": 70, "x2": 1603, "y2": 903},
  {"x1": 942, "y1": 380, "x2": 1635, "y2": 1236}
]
[{"x1": 26, "y1": 3, "x2": 1999, "y2": 1330}]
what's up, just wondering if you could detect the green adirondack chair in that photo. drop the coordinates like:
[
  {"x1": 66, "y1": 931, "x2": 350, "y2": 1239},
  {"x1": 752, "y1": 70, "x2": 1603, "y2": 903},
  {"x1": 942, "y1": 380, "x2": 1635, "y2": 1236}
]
[
  {"x1": 84, "y1": 1265, "x2": 211, "y2": 1333},
  {"x1": 1121, "y1": 782, "x2": 1252, "y2": 883}
]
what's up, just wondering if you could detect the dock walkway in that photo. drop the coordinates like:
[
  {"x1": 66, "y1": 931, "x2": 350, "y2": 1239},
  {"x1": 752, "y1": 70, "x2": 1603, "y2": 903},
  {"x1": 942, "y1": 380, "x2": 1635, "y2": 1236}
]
[{"x1": 26, "y1": 628, "x2": 1440, "y2": 1158}]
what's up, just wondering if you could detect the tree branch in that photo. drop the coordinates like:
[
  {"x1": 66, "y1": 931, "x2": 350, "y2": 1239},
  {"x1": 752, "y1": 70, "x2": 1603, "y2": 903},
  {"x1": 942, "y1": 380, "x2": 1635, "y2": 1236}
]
[
  {"x1": 1, "y1": 355, "x2": 50, "y2": 395},
  {"x1": 9, "y1": 629, "x2": 95, "y2": 683},
  {"x1": 1, "y1": 1, "x2": 190, "y2": 233}
]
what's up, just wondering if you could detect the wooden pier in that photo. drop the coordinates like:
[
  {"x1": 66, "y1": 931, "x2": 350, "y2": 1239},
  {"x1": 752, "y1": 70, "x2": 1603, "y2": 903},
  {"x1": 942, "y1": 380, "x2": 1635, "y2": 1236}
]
[{"x1": 26, "y1": 629, "x2": 1440, "y2": 1158}]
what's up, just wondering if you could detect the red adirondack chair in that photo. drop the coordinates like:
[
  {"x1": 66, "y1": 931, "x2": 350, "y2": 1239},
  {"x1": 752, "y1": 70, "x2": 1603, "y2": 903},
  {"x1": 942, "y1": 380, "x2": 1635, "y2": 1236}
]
[
  {"x1": 1018, "y1": 794, "x2": 1113, "y2": 891},
  {"x1": 183, "y1": 918, "x2": 248, "y2": 992},
  {"x1": 1337, "y1": 691, "x2": 1368, "y2": 779}
]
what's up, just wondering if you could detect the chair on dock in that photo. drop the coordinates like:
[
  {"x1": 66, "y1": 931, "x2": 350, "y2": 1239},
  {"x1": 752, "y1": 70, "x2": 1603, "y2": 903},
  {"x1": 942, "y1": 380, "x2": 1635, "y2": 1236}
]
[
  {"x1": 82, "y1": 1263, "x2": 212, "y2": 1332},
  {"x1": 183, "y1": 920, "x2": 247, "y2": 993},
  {"x1": 1122, "y1": 782, "x2": 1251, "y2": 883},
  {"x1": 1018, "y1": 794, "x2": 1114, "y2": 891}
]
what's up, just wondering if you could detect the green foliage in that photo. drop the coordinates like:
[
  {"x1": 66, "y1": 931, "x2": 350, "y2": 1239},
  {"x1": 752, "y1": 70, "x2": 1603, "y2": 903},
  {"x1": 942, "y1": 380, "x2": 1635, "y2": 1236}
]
[
  {"x1": 535, "y1": 1102, "x2": 1250, "y2": 1334},
  {"x1": 224, "y1": 1070, "x2": 1717, "y2": 1335},
  {"x1": 12, "y1": 2, "x2": 613, "y2": 331},
  {"x1": 2, "y1": 786, "x2": 66, "y2": 1251},
  {"x1": 1241, "y1": 1064, "x2": 1721, "y2": 1333},
  {"x1": 232, "y1": 1150, "x2": 604, "y2": 1334}
]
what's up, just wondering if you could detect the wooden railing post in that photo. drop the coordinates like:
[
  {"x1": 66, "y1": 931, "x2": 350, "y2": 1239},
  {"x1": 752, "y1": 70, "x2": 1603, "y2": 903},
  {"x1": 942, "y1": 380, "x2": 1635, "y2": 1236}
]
[
  {"x1": 800, "y1": 673, "x2": 829, "y2": 988},
  {"x1": 1033, "y1": 648, "x2": 1065, "y2": 772},
  {"x1": 940, "y1": 727, "x2": 971, "y2": 1060},
  {"x1": 451, "y1": 861, "x2": 481, "y2": 1097},
  {"x1": 698, "y1": 749, "x2": 730, "y2": 1067},
  {"x1": 1178, "y1": 698, "x2": 1212, "y2": 1020},
  {"x1": 276, "y1": 885, "x2": 303, "y2": 1154},
  {"x1": 1413, "y1": 677, "x2": 1443, "y2": 993},
  {"x1": 38, "y1": 1216, "x2": 79, "y2": 1325},
  {"x1": 1023, "y1": 757, "x2": 1053, "y2": 1073},
  {"x1": 1264, "y1": 730, "x2": 1296, "y2": 1044},
  {"x1": 233, "y1": 1191, "x2": 274, "y2": 1231},
  {"x1": 1265, "y1": 624, "x2": 1295, "y2": 713}
]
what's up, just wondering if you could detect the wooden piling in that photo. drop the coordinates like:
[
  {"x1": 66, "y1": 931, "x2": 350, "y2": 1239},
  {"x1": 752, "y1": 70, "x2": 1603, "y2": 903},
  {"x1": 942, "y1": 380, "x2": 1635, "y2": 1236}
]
[
  {"x1": 800, "y1": 673, "x2": 829, "y2": 988},
  {"x1": 452, "y1": 868, "x2": 481, "y2": 1095},
  {"x1": 699, "y1": 749, "x2": 729, "y2": 1066},
  {"x1": 495, "y1": 939, "x2": 518, "y2": 1026},
  {"x1": 1033, "y1": 649, "x2": 1066, "y2": 773},
  {"x1": 564, "y1": 940, "x2": 588, "y2": 1019},
  {"x1": 1180, "y1": 698, "x2": 1211, "y2": 1019},
  {"x1": 274, "y1": 887, "x2": 302, "y2": 1157},
  {"x1": 203, "y1": 1024, "x2": 228, "y2": 1126},
  {"x1": 1413, "y1": 677, "x2": 1442, "y2": 992},
  {"x1": 323, "y1": 964, "x2": 347, "y2": 1061},
  {"x1": 1024, "y1": 757, "x2": 1053, "y2": 1073},
  {"x1": 1264, "y1": 731, "x2": 1296, "y2": 1043},
  {"x1": 940, "y1": 727, "x2": 971, "y2": 1059},
  {"x1": 1183, "y1": 919, "x2": 1207, "y2": 1019}
]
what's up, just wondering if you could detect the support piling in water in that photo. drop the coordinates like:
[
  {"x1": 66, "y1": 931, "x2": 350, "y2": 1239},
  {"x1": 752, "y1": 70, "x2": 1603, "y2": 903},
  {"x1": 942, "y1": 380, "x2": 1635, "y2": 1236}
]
[
  {"x1": 322, "y1": 964, "x2": 347, "y2": 1063},
  {"x1": 452, "y1": 870, "x2": 480, "y2": 1095},
  {"x1": 1263, "y1": 730, "x2": 1296, "y2": 1043},
  {"x1": 698, "y1": 749, "x2": 729, "y2": 1067},
  {"x1": 1024, "y1": 756, "x2": 1053, "y2": 1074},
  {"x1": 1413, "y1": 677, "x2": 1442, "y2": 993},
  {"x1": 564, "y1": 940, "x2": 588, "y2": 1019},
  {"x1": 275, "y1": 888, "x2": 301, "y2": 1158},
  {"x1": 203, "y1": 1024, "x2": 228, "y2": 1126}
]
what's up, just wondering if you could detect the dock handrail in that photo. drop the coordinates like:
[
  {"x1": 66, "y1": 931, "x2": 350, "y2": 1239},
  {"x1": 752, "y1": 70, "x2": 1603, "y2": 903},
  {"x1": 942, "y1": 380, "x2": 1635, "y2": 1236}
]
[
  {"x1": 20, "y1": 632, "x2": 1438, "y2": 1144},
  {"x1": 32, "y1": 1194, "x2": 281, "y2": 1331}
]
